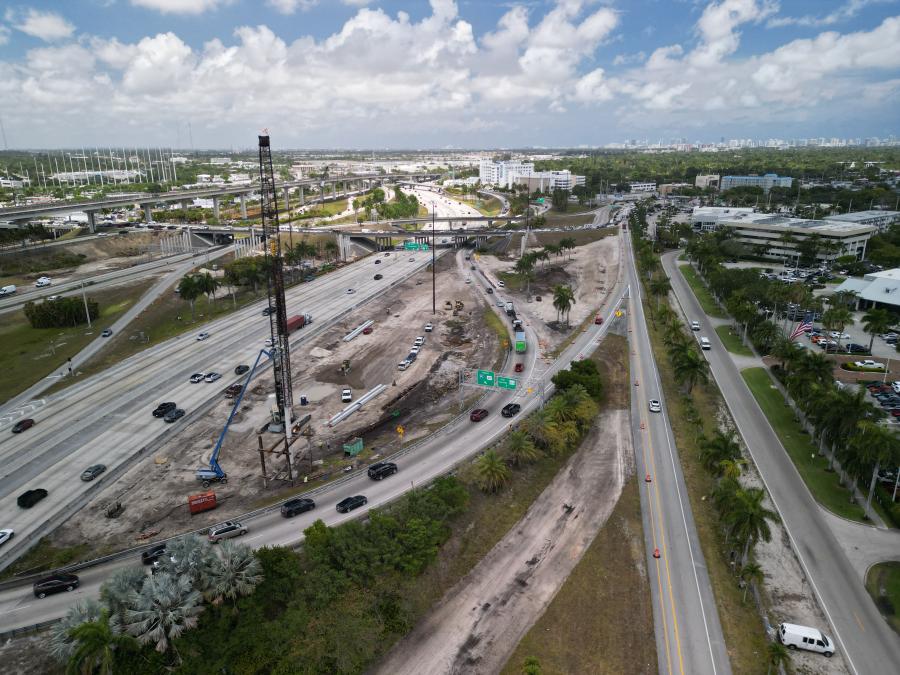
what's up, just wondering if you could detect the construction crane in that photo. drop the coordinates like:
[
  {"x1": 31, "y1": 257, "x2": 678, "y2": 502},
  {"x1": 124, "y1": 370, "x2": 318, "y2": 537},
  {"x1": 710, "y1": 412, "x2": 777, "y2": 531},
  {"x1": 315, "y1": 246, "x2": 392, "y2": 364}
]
[{"x1": 258, "y1": 132, "x2": 294, "y2": 438}]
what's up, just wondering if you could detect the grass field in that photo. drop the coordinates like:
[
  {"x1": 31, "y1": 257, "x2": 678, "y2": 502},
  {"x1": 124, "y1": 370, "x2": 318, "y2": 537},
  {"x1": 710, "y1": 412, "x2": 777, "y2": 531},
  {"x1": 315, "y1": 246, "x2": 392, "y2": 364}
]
[
  {"x1": 715, "y1": 325, "x2": 754, "y2": 356},
  {"x1": 741, "y1": 367, "x2": 868, "y2": 522},
  {"x1": 866, "y1": 561, "x2": 900, "y2": 635},
  {"x1": 532, "y1": 227, "x2": 616, "y2": 247},
  {"x1": 542, "y1": 212, "x2": 596, "y2": 227},
  {"x1": 0, "y1": 281, "x2": 148, "y2": 402},
  {"x1": 644, "y1": 298, "x2": 771, "y2": 674},
  {"x1": 679, "y1": 264, "x2": 726, "y2": 318}
]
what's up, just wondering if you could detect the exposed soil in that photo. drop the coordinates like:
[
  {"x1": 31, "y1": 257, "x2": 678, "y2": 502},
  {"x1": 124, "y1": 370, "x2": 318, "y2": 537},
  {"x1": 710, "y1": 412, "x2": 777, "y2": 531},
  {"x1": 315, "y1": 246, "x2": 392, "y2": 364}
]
[
  {"x1": 48, "y1": 252, "x2": 501, "y2": 553},
  {"x1": 476, "y1": 234, "x2": 621, "y2": 353}
]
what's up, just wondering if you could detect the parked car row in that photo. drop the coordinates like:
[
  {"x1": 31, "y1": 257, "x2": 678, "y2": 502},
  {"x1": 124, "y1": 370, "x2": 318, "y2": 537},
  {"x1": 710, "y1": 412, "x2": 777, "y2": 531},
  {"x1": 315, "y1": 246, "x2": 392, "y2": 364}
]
[{"x1": 398, "y1": 328, "x2": 429, "y2": 371}]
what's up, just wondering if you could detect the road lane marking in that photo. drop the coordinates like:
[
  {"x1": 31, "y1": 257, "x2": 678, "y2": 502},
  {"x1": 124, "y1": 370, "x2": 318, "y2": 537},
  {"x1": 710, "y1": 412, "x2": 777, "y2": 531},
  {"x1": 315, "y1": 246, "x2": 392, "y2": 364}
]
[{"x1": 853, "y1": 611, "x2": 864, "y2": 632}]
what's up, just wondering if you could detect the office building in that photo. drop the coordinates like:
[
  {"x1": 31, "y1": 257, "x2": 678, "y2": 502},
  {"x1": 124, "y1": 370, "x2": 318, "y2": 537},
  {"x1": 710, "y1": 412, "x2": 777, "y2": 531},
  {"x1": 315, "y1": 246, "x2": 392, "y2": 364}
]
[
  {"x1": 823, "y1": 210, "x2": 900, "y2": 233},
  {"x1": 720, "y1": 173, "x2": 793, "y2": 193},
  {"x1": 479, "y1": 159, "x2": 534, "y2": 188},
  {"x1": 691, "y1": 208, "x2": 875, "y2": 262},
  {"x1": 836, "y1": 268, "x2": 900, "y2": 311},
  {"x1": 629, "y1": 182, "x2": 656, "y2": 193},
  {"x1": 520, "y1": 170, "x2": 586, "y2": 193},
  {"x1": 694, "y1": 174, "x2": 720, "y2": 189}
]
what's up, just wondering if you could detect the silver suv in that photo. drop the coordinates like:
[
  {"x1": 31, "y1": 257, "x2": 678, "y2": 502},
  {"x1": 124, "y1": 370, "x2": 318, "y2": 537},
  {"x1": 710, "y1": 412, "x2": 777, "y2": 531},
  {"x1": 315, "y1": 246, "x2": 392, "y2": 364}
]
[{"x1": 207, "y1": 521, "x2": 247, "y2": 543}]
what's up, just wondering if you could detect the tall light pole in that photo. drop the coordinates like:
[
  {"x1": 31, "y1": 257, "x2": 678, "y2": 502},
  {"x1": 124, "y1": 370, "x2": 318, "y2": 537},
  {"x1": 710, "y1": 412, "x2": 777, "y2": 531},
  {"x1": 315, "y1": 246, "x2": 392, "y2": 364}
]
[{"x1": 431, "y1": 202, "x2": 436, "y2": 315}]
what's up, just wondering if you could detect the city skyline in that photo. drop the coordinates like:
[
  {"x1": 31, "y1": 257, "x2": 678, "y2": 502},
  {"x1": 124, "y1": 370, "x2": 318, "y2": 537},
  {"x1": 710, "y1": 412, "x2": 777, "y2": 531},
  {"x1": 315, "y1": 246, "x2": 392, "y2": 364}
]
[{"x1": 0, "y1": 0, "x2": 899, "y2": 148}]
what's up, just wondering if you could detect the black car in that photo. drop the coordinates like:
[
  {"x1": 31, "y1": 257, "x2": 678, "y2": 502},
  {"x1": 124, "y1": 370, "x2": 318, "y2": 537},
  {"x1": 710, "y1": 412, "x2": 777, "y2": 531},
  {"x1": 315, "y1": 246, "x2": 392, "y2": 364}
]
[
  {"x1": 336, "y1": 495, "x2": 367, "y2": 513},
  {"x1": 501, "y1": 403, "x2": 521, "y2": 418},
  {"x1": 374, "y1": 274, "x2": 383, "y2": 280},
  {"x1": 262, "y1": 306, "x2": 275, "y2": 316},
  {"x1": 80, "y1": 464, "x2": 107, "y2": 481},
  {"x1": 17, "y1": 489, "x2": 48, "y2": 509},
  {"x1": 12, "y1": 418, "x2": 35, "y2": 433},
  {"x1": 367, "y1": 462, "x2": 398, "y2": 481},
  {"x1": 281, "y1": 497, "x2": 316, "y2": 518},
  {"x1": 164, "y1": 408, "x2": 185, "y2": 423},
  {"x1": 234, "y1": 365, "x2": 250, "y2": 375},
  {"x1": 33, "y1": 573, "x2": 79, "y2": 599},
  {"x1": 845, "y1": 343, "x2": 868, "y2": 354},
  {"x1": 152, "y1": 402, "x2": 177, "y2": 418},
  {"x1": 141, "y1": 543, "x2": 167, "y2": 565}
]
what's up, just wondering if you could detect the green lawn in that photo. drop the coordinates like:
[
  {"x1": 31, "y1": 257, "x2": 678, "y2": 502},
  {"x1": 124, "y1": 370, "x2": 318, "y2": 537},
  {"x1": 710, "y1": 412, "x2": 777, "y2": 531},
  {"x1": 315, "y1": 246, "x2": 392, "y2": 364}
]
[
  {"x1": 679, "y1": 264, "x2": 726, "y2": 318},
  {"x1": 741, "y1": 367, "x2": 867, "y2": 522},
  {"x1": 866, "y1": 561, "x2": 900, "y2": 636},
  {"x1": 715, "y1": 325, "x2": 753, "y2": 356}
]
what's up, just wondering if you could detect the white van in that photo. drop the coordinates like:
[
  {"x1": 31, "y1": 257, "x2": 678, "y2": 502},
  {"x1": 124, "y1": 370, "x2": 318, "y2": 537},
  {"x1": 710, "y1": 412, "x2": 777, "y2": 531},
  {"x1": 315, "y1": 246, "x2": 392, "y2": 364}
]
[
  {"x1": 35, "y1": 277, "x2": 52, "y2": 287},
  {"x1": 699, "y1": 337, "x2": 711, "y2": 350},
  {"x1": 778, "y1": 622, "x2": 834, "y2": 657},
  {"x1": 0, "y1": 284, "x2": 16, "y2": 297}
]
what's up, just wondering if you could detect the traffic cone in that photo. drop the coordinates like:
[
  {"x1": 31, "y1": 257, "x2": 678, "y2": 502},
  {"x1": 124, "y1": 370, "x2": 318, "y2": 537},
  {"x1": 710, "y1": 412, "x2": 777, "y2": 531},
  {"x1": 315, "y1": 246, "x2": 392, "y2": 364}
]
[{"x1": 653, "y1": 548, "x2": 661, "y2": 559}]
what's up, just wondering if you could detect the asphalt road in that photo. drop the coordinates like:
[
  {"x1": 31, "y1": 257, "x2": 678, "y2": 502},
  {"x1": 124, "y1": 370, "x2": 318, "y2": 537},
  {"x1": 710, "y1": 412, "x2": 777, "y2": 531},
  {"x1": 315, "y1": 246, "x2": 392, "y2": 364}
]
[
  {"x1": 624, "y1": 235, "x2": 730, "y2": 675},
  {"x1": 662, "y1": 250, "x2": 900, "y2": 674},
  {"x1": 0, "y1": 239, "x2": 628, "y2": 634}
]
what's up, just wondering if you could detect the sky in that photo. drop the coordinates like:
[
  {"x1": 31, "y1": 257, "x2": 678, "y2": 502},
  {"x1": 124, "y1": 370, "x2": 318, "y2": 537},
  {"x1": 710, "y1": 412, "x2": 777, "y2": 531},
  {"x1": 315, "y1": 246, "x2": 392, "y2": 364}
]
[{"x1": 0, "y1": 0, "x2": 898, "y2": 149}]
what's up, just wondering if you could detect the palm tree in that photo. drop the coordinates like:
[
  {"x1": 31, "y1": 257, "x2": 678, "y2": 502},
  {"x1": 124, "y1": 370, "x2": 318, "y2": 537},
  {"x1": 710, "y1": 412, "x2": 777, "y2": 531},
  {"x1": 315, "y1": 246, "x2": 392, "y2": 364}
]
[
  {"x1": 506, "y1": 430, "x2": 540, "y2": 466},
  {"x1": 535, "y1": 248, "x2": 550, "y2": 272},
  {"x1": 718, "y1": 457, "x2": 747, "y2": 480},
  {"x1": 699, "y1": 430, "x2": 741, "y2": 473},
  {"x1": 522, "y1": 656, "x2": 543, "y2": 675},
  {"x1": 862, "y1": 307, "x2": 894, "y2": 352},
  {"x1": 726, "y1": 487, "x2": 778, "y2": 564},
  {"x1": 523, "y1": 408, "x2": 554, "y2": 450},
  {"x1": 176, "y1": 274, "x2": 203, "y2": 321},
  {"x1": 648, "y1": 275, "x2": 671, "y2": 313},
  {"x1": 543, "y1": 243, "x2": 562, "y2": 261},
  {"x1": 514, "y1": 253, "x2": 536, "y2": 295},
  {"x1": 750, "y1": 321, "x2": 779, "y2": 354},
  {"x1": 198, "y1": 272, "x2": 220, "y2": 306},
  {"x1": 324, "y1": 239, "x2": 339, "y2": 261},
  {"x1": 551, "y1": 284, "x2": 576, "y2": 327},
  {"x1": 222, "y1": 266, "x2": 241, "y2": 308},
  {"x1": 50, "y1": 599, "x2": 105, "y2": 663},
  {"x1": 206, "y1": 540, "x2": 263, "y2": 606},
  {"x1": 66, "y1": 609, "x2": 136, "y2": 675},
  {"x1": 100, "y1": 567, "x2": 146, "y2": 626},
  {"x1": 125, "y1": 572, "x2": 204, "y2": 657},
  {"x1": 738, "y1": 562, "x2": 764, "y2": 602},
  {"x1": 474, "y1": 450, "x2": 510, "y2": 493},
  {"x1": 850, "y1": 421, "x2": 900, "y2": 520},
  {"x1": 159, "y1": 535, "x2": 218, "y2": 596},
  {"x1": 766, "y1": 641, "x2": 790, "y2": 675},
  {"x1": 672, "y1": 348, "x2": 708, "y2": 394},
  {"x1": 821, "y1": 306, "x2": 853, "y2": 349}
]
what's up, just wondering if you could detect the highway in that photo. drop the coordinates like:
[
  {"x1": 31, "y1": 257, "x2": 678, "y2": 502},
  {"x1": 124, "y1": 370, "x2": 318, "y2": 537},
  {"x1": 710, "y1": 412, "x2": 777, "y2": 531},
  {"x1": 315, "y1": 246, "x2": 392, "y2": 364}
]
[
  {"x1": 0, "y1": 237, "x2": 627, "y2": 635},
  {"x1": 625, "y1": 235, "x2": 730, "y2": 675},
  {"x1": 661, "y1": 250, "x2": 900, "y2": 674}
]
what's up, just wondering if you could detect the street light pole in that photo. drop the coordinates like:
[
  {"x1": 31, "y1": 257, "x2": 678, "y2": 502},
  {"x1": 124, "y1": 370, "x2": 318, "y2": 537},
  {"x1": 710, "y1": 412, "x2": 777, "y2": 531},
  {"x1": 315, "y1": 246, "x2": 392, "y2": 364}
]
[
  {"x1": 432, "y1": 204, "x2": 436, "y2": 315},
  {"x1": 81, "y1": 280, "x2": 92, "y2": 329}
]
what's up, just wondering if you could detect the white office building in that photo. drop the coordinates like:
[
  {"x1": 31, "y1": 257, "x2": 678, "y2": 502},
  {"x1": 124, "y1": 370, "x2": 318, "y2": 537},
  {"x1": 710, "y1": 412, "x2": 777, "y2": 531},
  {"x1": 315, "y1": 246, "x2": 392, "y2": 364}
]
[
  {"x1": 824, "y1": 210, "x2": 900, "y2": 233},
  {"x1": 520, "y1": 170, "x2": 586, "y2": 193},
  {"x1": 693, "y1": 210, "x2": 875, "y2": 263},
  {"x1": 690, "y1": 206, "x2": 755, "y2": 231},
  {"x1": 720, "y1": 173, "x2": 793, "y2": 193},
  {"x1": 836, "y1": 268, "x2": 900, "y2": 311},
  {"x1": 694, "y1": 174, "x2": 720, "y2": 189},
  {"x1": 629, "y1": 182, "x2": 657, "y2": 193},
  {"x1": 479, "y1": 159, "x2": 534, "y2": 188}
]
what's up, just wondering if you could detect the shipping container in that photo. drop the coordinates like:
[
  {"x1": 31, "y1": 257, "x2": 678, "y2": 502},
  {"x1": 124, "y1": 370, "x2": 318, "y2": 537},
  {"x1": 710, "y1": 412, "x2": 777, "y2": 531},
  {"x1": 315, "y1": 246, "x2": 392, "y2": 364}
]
[{"x1": 188, "y1": 491, "x2": 217, "y2": 515}]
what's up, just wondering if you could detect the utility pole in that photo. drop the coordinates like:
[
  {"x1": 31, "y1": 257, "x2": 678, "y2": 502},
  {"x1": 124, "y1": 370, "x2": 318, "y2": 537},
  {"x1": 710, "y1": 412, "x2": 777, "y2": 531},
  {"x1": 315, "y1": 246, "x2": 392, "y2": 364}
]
[
  {"x1": 81, "y1": 281, "x2": 92, "y2": 329},
  {"x1": 431, "y1": 204, "x2": 436, "y2": 314}
]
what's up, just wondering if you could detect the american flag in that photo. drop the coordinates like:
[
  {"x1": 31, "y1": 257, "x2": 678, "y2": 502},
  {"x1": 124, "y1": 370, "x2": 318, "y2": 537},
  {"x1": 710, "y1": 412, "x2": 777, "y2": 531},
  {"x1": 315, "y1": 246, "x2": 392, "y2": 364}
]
[{"x1": 789, "y1": 312, "x2": 814, "y2": 341}]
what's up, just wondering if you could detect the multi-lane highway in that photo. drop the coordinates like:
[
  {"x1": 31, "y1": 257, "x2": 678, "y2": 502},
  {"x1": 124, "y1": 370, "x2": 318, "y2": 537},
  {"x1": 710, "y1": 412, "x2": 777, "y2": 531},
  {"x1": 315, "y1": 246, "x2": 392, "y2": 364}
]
[
  {"x1": 625, "y1": 235, "x2": 730, "y2": 675},
  {"x1": 0, "y1": 236, "x2": 627, "y2": 635},
  {"x1": 662, "y1": 250, "x2": 900, "y2": 674}
]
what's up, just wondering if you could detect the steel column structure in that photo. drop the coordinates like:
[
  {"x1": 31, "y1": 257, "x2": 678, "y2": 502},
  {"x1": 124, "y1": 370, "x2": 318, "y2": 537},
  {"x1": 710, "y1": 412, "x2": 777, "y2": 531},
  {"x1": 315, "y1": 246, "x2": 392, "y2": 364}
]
[{"x1": 258, "y1": 134, "x2": 294, "y2": 436}]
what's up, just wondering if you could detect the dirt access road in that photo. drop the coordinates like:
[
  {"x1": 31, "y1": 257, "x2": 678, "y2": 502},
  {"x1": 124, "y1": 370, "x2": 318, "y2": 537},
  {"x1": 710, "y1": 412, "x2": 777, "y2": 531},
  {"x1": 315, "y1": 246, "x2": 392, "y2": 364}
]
[{"x1": 377, "y1": 406, "x2": 632, "y2": 675}]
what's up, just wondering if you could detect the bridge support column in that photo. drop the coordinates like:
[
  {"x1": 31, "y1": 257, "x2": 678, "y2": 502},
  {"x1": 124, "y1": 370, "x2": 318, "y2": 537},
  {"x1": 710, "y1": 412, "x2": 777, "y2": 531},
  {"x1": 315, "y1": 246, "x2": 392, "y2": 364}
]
[
  {"x1": 283, "y1": 187, "x2": 290, "y2": 212},
  {"x1": 337, "y1": 233, "x2": 349, "y2": 261},
  {"x1": 239, "y1": 194, "x2": 248, "y2": 220},
  {"x1": 212, "y1": 196, "x2": 221, "y2": 222},
  {"x1": 332, "y1": 182, "x2": 337, "y2": 200},
  {"x1": 299, "y1": 186, "x2": 305, "y2": 206},
  {"x1": 143, "y1": 204, "x2": 152, "y2": 223},
  {"x1": 86, "y1": 211, "x2": 97, "y2": 233},
  {"x1": 182, "y1": 200, "x2": 191, "y2": 212}
]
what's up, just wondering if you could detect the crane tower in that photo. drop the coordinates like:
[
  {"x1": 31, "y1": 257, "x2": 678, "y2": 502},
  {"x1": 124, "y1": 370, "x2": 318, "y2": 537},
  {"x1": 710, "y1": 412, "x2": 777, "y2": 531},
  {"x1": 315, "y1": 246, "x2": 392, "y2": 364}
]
[{"x1": 258, "y1": 133, "x2": 294, "y2": 431}]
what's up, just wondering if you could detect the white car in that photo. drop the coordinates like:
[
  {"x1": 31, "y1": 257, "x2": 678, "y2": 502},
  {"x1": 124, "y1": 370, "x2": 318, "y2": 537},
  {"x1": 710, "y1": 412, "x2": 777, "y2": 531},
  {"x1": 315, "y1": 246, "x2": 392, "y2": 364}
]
[
  {"x1": 410, "y1": 345, "x2": 420, "y2": 355},
  {"x1": 189, "y1": 373, "x2": 206, "y2": 383},
  {"x1": 649, "y1": 399, "x2": 662, "y2": 413},
  {"x1": 35, "y1": 277, "x2": 52, "y2": 287},
  {"x1": 204, "y1": 372, "x2": 222, "y2": 383},
  {"x1": 196, "y1": 332, "x2": 210, "y2": 341},
  {"x1": 414, "y1": 336, "x2": 425, "y2": 346},
  {"x1": 0, "y1": 529, "x2": 13, "y2": 547},
  {"x1": 497, "y1": 280, "x2": 505, "y2": 288},
  {"x1": 854, "y1": 360, "x2": 886, "y2": 370},
  {"x1": 341, "y1": 388, "x2": 352, "y2": 402},
  {"x1": 690, "y1": 321, "x2": 700, "y2": 331},
  {"x1": 465, "y1": 277, "x2": 472, "y2": 284},
  {"x1": 424, "y1": 323, "x2": 433, "y2": 332},
  {"x1": 830, "y1": 331, "x2": 850, "y2": 339}
]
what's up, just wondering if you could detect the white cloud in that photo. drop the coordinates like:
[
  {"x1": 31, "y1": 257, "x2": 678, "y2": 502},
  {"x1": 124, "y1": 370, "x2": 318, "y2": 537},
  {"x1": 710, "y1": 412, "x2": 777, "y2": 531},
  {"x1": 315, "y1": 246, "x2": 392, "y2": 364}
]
[
  {"x1": 689, "y1": 0, "x2": 778, "y2": 67},
  {"x1": 767, "y1": 0, "x2": 894, "y2": 28},
  {"x1": 130, "y1": 0, "x2": 232, "y2": 15},
  {"x1": 612, "y1": 51, "x2": 646, "y2": 66},
  {"x1": 265, "y1": 0, "x2": 318, "y2": 14},
  {"x1": 7, "y1": 8, "x2": 75, "y2": 41},
  {"x1": 0, "y1": 25, "x2": 10, "y2": 46}
]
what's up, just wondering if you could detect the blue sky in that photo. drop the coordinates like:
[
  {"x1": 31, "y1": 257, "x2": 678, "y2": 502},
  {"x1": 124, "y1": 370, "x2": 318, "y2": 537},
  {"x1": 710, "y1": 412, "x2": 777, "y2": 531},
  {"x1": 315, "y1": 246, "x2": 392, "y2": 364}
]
[{"x1": 0, "y1": 0, "x2": 899, "y2": 148}]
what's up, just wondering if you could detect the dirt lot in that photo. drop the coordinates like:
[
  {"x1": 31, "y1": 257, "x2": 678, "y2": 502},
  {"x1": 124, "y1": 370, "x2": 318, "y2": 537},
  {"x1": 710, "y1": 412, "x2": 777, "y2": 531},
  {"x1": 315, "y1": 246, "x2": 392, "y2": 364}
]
[
  {"x1": 49, "y1": 252, "x2": 502, "y2": 553},
  {"x1": 376, "y1": 409, "x2": 633, "y2": 675},
  {"x1": 477, "y1": 232, "x2": 622, "y2": 352}
]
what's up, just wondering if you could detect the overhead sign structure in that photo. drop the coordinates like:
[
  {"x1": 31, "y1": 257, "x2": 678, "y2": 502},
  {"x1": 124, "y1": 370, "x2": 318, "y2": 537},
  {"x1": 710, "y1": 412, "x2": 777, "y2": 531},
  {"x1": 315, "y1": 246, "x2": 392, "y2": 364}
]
[
  {"x1": 404, "y1": 241, "x2": 419, "y2": 250},
  {"x1": 497, "y1": 376, "x2": 517, "y2": 390},
  {"x1": 477, "y1": 369, "x2": 495, "y2": 387}
]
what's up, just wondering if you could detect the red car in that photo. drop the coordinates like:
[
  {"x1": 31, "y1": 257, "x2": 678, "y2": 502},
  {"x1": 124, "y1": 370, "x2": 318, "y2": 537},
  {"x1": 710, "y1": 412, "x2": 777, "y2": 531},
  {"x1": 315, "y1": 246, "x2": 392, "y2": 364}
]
[
  {"x1": 362, "y1": 326, "x2": 373, "y2": 335},
  {"x1": 469, "y1": 408, "x2": 489, "y2": 422},
  {"x1": 514, "y1": 363, "x2": 524, "y2": 373},
  {"x1": 12, "y1": 419, "x2": 34, "y2": 434},
  {"x1": 594, "y1": 315, "x2": 603, "y2": 325}
]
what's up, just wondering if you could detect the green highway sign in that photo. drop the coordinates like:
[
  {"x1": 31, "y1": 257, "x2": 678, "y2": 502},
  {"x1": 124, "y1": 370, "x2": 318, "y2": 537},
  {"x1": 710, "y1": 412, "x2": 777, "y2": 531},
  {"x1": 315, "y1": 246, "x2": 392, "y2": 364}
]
[
  {"x1": 497, "y1": 376, "x2": 517, "y2": 390},
  {"x1": 404, "y1": 241, "x2": 419, "y2": 250},
  {"x1": 421, "y1": 244, "x2": 429, "y2": 251},
  {"x1": 476, "y1": 369, "x2": 495, "y2": 387}
]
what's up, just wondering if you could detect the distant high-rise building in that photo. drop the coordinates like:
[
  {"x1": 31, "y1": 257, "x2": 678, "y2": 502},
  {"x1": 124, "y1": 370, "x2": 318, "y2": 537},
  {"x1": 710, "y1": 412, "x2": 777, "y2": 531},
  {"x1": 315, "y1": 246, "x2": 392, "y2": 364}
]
[{"x1": 720, "y1": 173, "x2": 793, "y2": 193}]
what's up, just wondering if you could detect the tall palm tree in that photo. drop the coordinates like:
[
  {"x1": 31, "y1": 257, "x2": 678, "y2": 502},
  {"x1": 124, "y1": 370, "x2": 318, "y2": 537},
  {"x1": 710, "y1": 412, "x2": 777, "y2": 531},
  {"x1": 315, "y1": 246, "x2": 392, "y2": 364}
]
[
  {"x1": 726, "y1": 487, "x2": 778, "y2": 564},
  {"x1": 324, "y1": 239, "x2": 339, "y2": 261},
  {"x1": 523, "y1": 408, "x2": 555, "y2": 450},
  {"x1": 206, "y1": 541, "x2": 263, "y2": 606},
  {"x1": 862, "y1": 307, "x2": 895, "y2": 352},
  {"x1": 699, "y1": 430, "x2": 741, "y2": 473},
  {"x1": 474, "y1": 450, "x2": 510, "y2": 493},
  {"x1": 50, "y1": 599, "x2": 105, "y2": 663},
  {"x1": 176, "y1": 274, "x2": 203, "y2": 321},
  {"x1": 750, "y1": 321, "x2": 779, "y2": 355},
  {"x1": 850, "y1": 421, "x2": 900, "y2": 520},
  {"x1": 551, "y1": 284, "x2": 576, "y2": 327},
  {"x1": 66, "y1": 609, "x2": 135, "y2": 675},
  {"x1": 821, "y1": 306, "x2": 853, "y2": 349},
  {"x1": 198, "y1": 272, "x2": 220, "y2": 306},
  {"x1": 739, "y1": 562, "x2": 764, "y2": 602},
  {"x1": 100, "y1": 567, "x2": 147, "y2": 626},
  {"x1": 222, "y1": 266, "x2": 240, "y2": 308},
  {"x1": 648, "y1": 275, "x2": 671, "y2": 313},
  {"x1": 672, "y1": 348, "x2": 709, "y2": 394},
  {"x1": 159, "y1": 535, "x2": 218, "y2": 597},
  {"x1": 125, "y1": 572, "x2": 204, "y2": 657},
  {"x1": 514, "y1": 253, "x2": 536, "y2": 295},
  {"x1": 535, "y1": 248, "x2": 550, "y2": 272},
  {"x1": 718, "y1": 457, "x2": 747, "y2": 481},
  {"x1": 766, "y1": 642, "x2": 790, "y2": 675},
  {"x1": 506, "y1": 430, "x2": 540, "y2": 467}
]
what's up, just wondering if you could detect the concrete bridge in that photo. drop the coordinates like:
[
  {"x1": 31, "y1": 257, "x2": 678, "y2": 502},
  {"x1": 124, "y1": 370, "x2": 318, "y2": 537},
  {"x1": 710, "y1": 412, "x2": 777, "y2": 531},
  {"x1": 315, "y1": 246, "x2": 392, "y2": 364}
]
[{"x1": 0, "y1": 172, "x2": 440, "y2": 232}]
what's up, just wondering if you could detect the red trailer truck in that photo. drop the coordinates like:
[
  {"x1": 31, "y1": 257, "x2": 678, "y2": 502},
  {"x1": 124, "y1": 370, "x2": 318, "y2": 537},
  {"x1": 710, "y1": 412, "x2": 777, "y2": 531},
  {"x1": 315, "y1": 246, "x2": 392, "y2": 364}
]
[{"x1": 285, "y1": 313, "x2": 313, "y2": 333}]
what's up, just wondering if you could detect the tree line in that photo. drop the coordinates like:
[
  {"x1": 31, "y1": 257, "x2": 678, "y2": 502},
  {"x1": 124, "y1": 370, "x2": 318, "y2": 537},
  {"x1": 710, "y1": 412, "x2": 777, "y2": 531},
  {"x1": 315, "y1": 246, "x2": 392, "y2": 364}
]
[
  {"x1": 24, "y1": 296, "x2": 99, "y2": 329},
  {"x1": 511, "y1": 238, "x2": 578, "y2": 297}
]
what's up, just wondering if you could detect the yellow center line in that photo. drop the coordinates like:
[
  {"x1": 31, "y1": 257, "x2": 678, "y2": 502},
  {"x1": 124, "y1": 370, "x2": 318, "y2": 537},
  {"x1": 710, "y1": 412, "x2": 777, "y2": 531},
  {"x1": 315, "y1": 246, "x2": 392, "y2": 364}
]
[
  {"x1": 631, "y1": 293, "x2": 686, "y2": 675},
  {"x1": 853, "y1": 611, "x2": 865, "y2": 632}
]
